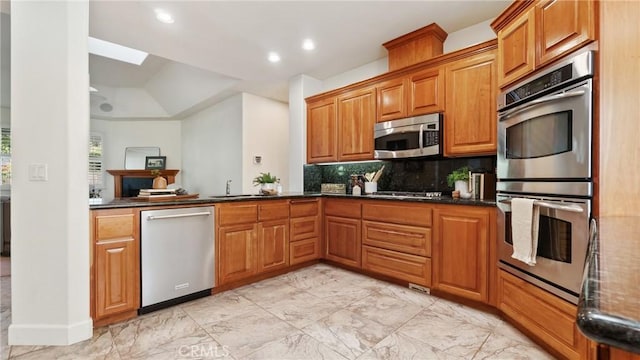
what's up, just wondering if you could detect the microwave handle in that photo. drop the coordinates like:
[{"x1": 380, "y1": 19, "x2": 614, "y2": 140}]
[
  {"x1": 418, "y1": 124, "x2": 424, "y2": 151},
  {"x1": 499, "y1": 89, "x2": 586, "y2": 120},
  {"x1": 499, "y1": 198, "x2": 584, "y2": 213}
]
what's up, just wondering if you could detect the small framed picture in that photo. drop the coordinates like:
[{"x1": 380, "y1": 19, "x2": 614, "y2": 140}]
[{"x1": 145, "y1": 156, "x2": 166, "y2": 170}]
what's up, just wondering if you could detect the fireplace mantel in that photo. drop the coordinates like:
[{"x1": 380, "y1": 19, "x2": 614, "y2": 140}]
[{"x1": 106, "y1": 169, "x2": 180, "y2": 198}]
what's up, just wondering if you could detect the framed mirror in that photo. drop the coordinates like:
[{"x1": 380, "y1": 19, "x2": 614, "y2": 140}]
[{"x1": 124, "y1": 147, "x2": 160, "y2": 169}]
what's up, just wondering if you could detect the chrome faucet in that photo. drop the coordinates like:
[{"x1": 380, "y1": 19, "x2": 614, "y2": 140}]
[{"x1": 226, "y1": 180, "x2": 232, "y2": 195}]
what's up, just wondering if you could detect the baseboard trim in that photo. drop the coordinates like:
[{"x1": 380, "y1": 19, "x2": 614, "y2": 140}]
[{"x1": 8, "y1": 318, "x2": 93, "y2": 345}]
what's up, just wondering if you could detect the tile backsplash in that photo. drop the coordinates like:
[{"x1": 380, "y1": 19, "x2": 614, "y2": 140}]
[{"x1": 304, "y1": 156, "x2": 496, "y2": 195}]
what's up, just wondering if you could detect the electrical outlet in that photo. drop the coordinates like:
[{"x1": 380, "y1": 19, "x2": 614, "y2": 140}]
[
  {"x1": 253, "y1": 156, "x2": 262, "y2": 165},
  {"x1": 28, "y1": 163, "x2": 48, "y2": 181}
]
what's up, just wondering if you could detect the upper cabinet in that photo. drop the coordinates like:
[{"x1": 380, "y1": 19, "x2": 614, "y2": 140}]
[
  {"x1": 376, "y1": 77, "x2": 408, "y2": 122},
  {"x1": 493, "y1": 0, "x2": 596, "y2": 88},
  {"x1": 307, "y1": 97, "x2": 338, "y2": 163},
  {"x1": 444, "y1": 49, "x2": 498, "y2": 157},
  {"x1": 338, "y1": 87, "x2": 376, "y2": 161}
]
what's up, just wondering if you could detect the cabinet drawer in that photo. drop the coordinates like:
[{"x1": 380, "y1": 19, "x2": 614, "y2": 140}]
[
  {"x1": 498, "y1": 270, "x2": 585, "y2": 359},
  {"x1": 218, "y1": 204, "x2": 258, "y2": 226},
  {"x1": 362, "y1": 221, "x2": 431, "y2": 256},
  {"x1": 290, "y1": 199, "x2": 319, "y2": 218},
  {"x1": 258, "y1": 201, "x2": 289, "y2": 221},
  {"x1": 362, "y1": 201, "x2": 432, "y2": 227},
  {"x1": 93, "y1": 209, "x2": 136, "y2": 242},
  {"x1": 290, "y1": 237, "x2": 320, "y2": 265},
  {"x1": 324, "y1": 199, "x2": 361, "y2": 218},
  {"x1": 362, "y1": 246, "x2": 431, "y2": 287},
  {"x1": 290, "y1": 216, "x2": 320, "y2": 242}
]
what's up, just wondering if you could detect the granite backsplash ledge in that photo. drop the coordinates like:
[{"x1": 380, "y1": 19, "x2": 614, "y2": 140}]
[{"x1": 304, "y1": 156, "x2": 496, "y2": 194}]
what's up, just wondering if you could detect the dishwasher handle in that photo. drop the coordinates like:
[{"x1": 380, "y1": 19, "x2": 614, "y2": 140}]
[{"x1": 146, "y1": 211, "x2": 212, "y2": 221}]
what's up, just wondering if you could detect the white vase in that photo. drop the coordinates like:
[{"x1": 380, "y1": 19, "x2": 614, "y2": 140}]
[
  {"x1": 260, "y1": 183, "x2": 276, "y2": 195},
  {"x1": 454, "y1": 180, "x2": 471, "y2": 198}
]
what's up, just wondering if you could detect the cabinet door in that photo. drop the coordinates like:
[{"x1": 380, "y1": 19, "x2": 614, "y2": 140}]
[
  {"x1": 377, "y1": 77, "x2": 408, "y2": 122},
  {"x1": 433, "y1": 206, "x2": 490, "y2": 302},
  {"x1": 257, "y1": 219, "x2": 289, "y2": 273},
  {"x1": 307, "y1": 97, "x2": 338, "y2": 163},
  {"x1": 324, "y1": 216, "x2": 362, "y2": 268},
  {"x1": 95, "y1": 239, "x2": 139, "y2": 318},
  {"x1": 337, "y1": 87, "x2": 376, "y2": 161},
  {"x1": 536, "y1": 0, "x2": 595, "y2": 66},
  {"x1": 444, "y1": 50, "x2": 497, "y2": 157},
  {"x1": 497, "y1": 8, "x2": 535, "y2": 87},
  {"x1": 408, "y1": 67, "x2": 444, "y2": 116},
  {"x1": 218, "y1": 223, "x2": 257, "y2": 285},
  {"x1": 290, "y1": 216, "x2": 320, "y2": 242}
]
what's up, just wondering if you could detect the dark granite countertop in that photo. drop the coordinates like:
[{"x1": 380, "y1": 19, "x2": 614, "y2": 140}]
[
  {"x1": 89, "y1": 192, "x2": 496, "y2": 210},
  {"x1": 577, "y1": 217, "x2": 640, "y2": 354}
]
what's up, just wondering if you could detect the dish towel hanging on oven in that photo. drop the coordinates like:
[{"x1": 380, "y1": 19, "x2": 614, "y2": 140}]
[{"x1": 511, "y1": 198, "x2": 540, "y2": 266}]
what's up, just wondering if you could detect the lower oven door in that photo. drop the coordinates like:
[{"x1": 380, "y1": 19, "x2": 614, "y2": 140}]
[{"x1": 497, "y1": 193, "x2": 590, "y2": 304}]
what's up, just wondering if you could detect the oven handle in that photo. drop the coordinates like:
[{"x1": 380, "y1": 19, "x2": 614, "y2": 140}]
[
  {"x1": 499, "y1": 199, "x2": 584, "y2": 213},
  {"x1": 499, "y1": 89, "x2": 586, "y2": 120}
]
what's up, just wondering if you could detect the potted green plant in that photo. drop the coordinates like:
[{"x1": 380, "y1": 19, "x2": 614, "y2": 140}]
[
  {"x1": 253, "y1": 172, "x2": 278, "y2": 195},
  {"x1": 447, "y1": 166, "x2": 470, "y2": 196}
]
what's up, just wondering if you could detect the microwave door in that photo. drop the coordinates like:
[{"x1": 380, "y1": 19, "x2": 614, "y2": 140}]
[{"x1": 374, "y1": 124, "x2": 423, "y2": 159}]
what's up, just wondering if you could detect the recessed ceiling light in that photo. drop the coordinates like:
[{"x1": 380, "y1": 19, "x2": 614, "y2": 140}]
[
  {"x1": 88, "y1": 37, "x2": 148, "y2": 65},
  {"x1": 268, "y1": 52, "x2": 281, "y2": 63},
  {"x1": 154, "y1": 9, "x2": 175, "y2": 24},
  {"x1": 302, "y1": 39, "x2": 315, "y2": 51}
]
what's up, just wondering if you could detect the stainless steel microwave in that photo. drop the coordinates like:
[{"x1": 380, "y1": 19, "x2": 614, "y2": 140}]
[{"x1": 374, "y1": 113, "x2": 442, "y2": 159}]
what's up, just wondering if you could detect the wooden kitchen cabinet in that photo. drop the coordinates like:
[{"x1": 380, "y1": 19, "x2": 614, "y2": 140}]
[
  {"x1": 408, "y1": 67, "x2": 445, "y2": 116},
  {"x1": 493, "y1": 0, "x2": 595, "y2": 88},
  {"x1": 497, "y1": 7, "x2": 535, "y2": 87},
  {"x1": 218, "y1": 222, "x2": 258, "y2": 284},
  {"x1": 307, "y1": 97, "x2": 338, "y2": 163},
  {"x1": 217, "y1": 201, "x2": 290, "y2": 285},
  {"x1": 498, "y1": 270, "x2": 591, "y2": 360},
  {"x1": 337, "y1": 87, "x2": 376, "y2": 161},
  {"x1": 377, "y1": 76, "x2": 408, "y2": 122},
  {"x1": 361, "y1": 201, "x2": 433, "y2": 287},
  {"x1": 90, "y1": 208, "x2": 140, "y2": 325},
  {"x1": 289, "y1": 199, "x2": 321, "y2": 265},
  {"x1": 432, "y1": 205, "x2": 491, "y2": 303},
  {"x1": 257, "y1": 219, "x2": 289, "y2": 273},
  {"x1": 324, "y1": 199, "x2": 362, "y2": 268},
  {"x1": 444, "y1": 49, "x2": 497, "y2": 157}
]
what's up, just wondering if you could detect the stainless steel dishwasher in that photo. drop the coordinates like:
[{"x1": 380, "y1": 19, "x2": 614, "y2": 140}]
[{"x1": 140, "y1": 206, "x2": 215, "y2": 313}]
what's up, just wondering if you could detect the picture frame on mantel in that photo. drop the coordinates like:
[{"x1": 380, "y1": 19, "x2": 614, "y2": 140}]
[{"x1": 145, "y1": 156, "x2": 166, "y2": 170}]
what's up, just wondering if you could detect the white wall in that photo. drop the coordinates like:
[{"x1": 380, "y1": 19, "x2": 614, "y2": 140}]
[
  {"x1": 320, "y1": 57, "x2": 388, "y2": 93},
  {"x1": 444, "y1": 19, "x2": 496, "y2": 53},
  {"x1": 181, "y1": 94, "x2": 243, "y2": 196},
  {"x1": 90, "y1": 119, "x2": 182, "y2": 201},
  {"x1": 241, "y1": 93, "x2": 289, "y2": 193},
  {"x1": 288, "y1": 75, "x2": 322, "y2": 192},
  {"x1": 9, "y1": 1, "x2": 92, "y2": 345}
]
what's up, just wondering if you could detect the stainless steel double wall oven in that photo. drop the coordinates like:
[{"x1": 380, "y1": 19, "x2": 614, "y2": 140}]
[{"x1": 496, "y1": 50, "x2": 595, "y2": 304}]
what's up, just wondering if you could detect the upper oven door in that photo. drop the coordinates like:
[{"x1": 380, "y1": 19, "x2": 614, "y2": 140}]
[{"x1": 497, "y1": 80, "x2": 592, "y2": 180}]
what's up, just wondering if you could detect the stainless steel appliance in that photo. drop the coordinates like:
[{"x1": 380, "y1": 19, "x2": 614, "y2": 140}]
[
  {"x1": 497, "y1": 50, "x2": 594, "y2": 190},
  {"x1": 496, "y1": 50, "x2": 595, "y2": 304},
  {"x1": 140, "y1": 206, "x2": 215, "y2": 313},
  {"x1": 374, "y1": 113, "x2": 442, "y2": 159},
  {"x1": 497, "y1": 192, "x2": 590, "y2": 304}
]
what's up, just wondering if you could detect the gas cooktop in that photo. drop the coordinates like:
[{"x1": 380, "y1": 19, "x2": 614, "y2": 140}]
[{"x1": 369, "y1": 191, "x2": 444, "y2": 198}]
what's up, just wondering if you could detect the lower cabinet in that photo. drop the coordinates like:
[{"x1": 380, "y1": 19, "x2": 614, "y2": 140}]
[
  {"x1": 218, "y1": 223, "x2": 258, "y2": 284},
  {"x1": 91, "y1": 208, "x2": 140, "y2": 325},
  {"x1": 289, "y1": 199, "x2": 322, "y2": 265},
  {"x1": 432, "y1": 205, "x2": 493, "y2": 303},
  {"x1": 217, "y1": 201, "x2": 289, "y2": 286},
  {"x1": 257, "y1": 219, "x2": 289, "y2": 273},
  {"x1": 362, "y1": 246, "x2": 431, "y2": 286},
  {"x1": 325, "y1": 216, "x2": 362, "y2": 267},
  {"x1": 498, "y1": 270, "x2": 592, "y2": 359}
]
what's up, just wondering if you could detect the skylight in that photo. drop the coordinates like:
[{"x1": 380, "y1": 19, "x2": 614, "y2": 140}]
[{"x1": 88, "y1": 37, "x2": 148, "y2": 66}]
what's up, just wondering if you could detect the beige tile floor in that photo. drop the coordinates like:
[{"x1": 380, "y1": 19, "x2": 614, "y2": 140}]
[{"x1": 0, "y1": 263, "x2": 555, "y2": 359}]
